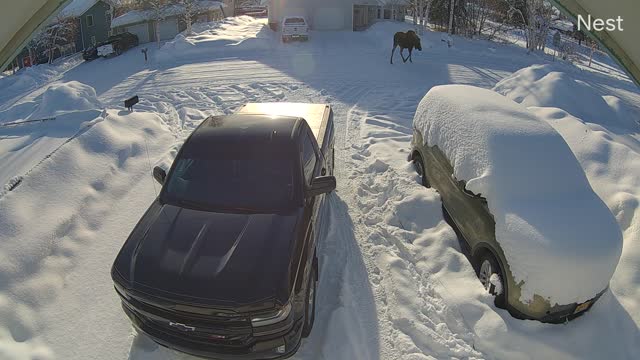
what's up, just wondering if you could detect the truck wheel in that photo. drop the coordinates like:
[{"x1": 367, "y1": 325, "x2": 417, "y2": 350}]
[{"x1": 301, "y1": 263, "x2": 317, "y2": 338}]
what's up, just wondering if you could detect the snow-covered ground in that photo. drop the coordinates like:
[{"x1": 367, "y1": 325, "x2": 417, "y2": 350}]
[{"x1": 1, "y1": 16, "x2": 639, "y2": 360}]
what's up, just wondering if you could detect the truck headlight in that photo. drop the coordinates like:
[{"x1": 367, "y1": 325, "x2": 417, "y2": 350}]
[{"x1": 251, "y1": 302, "x2": 292, "y2": 327}]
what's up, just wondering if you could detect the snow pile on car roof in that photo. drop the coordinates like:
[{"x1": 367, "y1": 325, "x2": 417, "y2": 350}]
[
  {"x1": 34, "y1": 81, "x2": 102, "y2": 118},
  {"x1": 413, "y1": 85, "x2": 622, "y2": 306}
]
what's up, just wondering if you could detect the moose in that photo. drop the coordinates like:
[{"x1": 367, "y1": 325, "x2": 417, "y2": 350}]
[{"x1": 390, "y1": 30, "x2": 422, "y2": 64}]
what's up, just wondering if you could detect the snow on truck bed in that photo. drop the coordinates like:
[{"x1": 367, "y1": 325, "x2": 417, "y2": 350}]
[
  {"x1": 237, "y1": 102, "x2": 330, "y2": 143},
  {"x1": 413, "y1": 85, "x2": 623, "y2": 305}
]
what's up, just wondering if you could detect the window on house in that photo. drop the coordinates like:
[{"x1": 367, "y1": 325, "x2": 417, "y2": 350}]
[{"x1": 87, "y1": 14, "x2": 94, "y2": 27}]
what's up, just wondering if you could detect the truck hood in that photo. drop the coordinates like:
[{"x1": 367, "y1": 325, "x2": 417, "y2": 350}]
[{"x1": 113, "y1": 201, "x2": 302, "y2": 308}]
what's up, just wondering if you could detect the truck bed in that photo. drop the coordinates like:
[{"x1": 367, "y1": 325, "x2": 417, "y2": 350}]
[{"x1": 237, "y1": 103, "x2": 332, "y2": 150}]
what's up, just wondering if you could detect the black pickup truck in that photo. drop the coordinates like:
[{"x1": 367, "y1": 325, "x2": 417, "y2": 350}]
[{"x1": 111, "y1": 103, "x2": 335, "y2": 359}]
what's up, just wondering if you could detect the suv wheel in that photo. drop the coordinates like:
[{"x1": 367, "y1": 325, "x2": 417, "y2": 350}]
[
  {"x1": 412, "y1": 153, "x2": 430, "y2": 187},
  {"x1": 476, "y1": 251, "x2": 506, "y2": 308},
  {"x1": 301, "y1": 261, "x2": 317, "y2": 338}
]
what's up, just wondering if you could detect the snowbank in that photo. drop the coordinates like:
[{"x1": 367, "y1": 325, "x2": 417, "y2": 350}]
[
  {"x1": 0, "y1": 109, "x2": 174, "y2": 359},
  {"x1": 0, "y1": 57, "x2": 83, "y2": 116},
  {"x1": 413, "y1": 85, "x2": 622, "y2": 305},
  {"x1": 0, "y1": 110, "x2": 104, "y2": 193},
  {"x1": 156, "y1": 16, "x2": 272, "y2": 64},
  {"x1": 33, "y1": 81, "x2": 102, "y2": 118},
  {"x1": 493, "y1": 64, "x2": 638, "y2": 129}
]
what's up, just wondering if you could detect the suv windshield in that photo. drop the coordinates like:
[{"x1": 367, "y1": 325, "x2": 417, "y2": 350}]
[{"x1": 162, "y1": 147, "x2": 301, "y2": 213}]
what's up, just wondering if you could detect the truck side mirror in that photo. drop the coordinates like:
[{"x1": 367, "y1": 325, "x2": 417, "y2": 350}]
[
  {"x1": 307, "y1": 176, "x2": 336, "y2": 197},
  {"x1": 153, "y1": 166, "x2": 166, "y2": 185}
]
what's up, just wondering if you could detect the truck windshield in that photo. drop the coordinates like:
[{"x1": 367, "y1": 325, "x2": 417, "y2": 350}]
[
  {"x1": 284, "y1": 18, "x2": 305, "y2": 24},
  {"x1": 162, "y1": 151, "x2": 301, "y2": 214}
]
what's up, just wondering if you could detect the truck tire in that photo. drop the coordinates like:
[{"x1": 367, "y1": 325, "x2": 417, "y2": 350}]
[{"x1": 301, "y1": 262, "x2": 317, "y2": 338}]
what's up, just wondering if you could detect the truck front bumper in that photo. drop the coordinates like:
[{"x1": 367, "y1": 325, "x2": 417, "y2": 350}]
[
  {"x1": 282, "y1": 34, "x2": 308, "y2": 42},
  {"x1": 122, "y1": 301, "x2": 304, "y2": 360}
]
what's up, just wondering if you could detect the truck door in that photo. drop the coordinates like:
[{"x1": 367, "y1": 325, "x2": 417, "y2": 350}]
[{"x1": 302, "y1": 128, "x2": 325, "y2": 251}]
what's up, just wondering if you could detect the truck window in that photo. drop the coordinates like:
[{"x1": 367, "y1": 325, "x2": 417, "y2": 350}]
[
  {"x1": 302, "y1": 133, "x2": 317, "y2": 184},
  {"x1": 162, "y1": 143, "x2": 302, "y2": 213},
  {"x1": 284, "y1": 17, "x2": 305, "y2": 25}
]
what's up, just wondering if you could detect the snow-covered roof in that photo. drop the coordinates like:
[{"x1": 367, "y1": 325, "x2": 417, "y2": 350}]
[
  {"x1": 413, "y1": 85, "x2": 622, "y2": 306},
  {"x1": 111, "y1": 1, "x2": 225, "y2": 28},
  {"x1": 60, "y1": 0, "x2": 100, "y2": 18},
  {"x1": 377, "y1": 0, "x2": 410, "y2": 5}
]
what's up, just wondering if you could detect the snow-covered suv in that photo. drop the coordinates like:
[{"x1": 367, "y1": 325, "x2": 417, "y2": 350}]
[
  {"x1": 281, "y1": 16, "x2": 309, "y2": 42},
  {"x1": 409, "y1": 85, "x2": 623, "y2": 323}
]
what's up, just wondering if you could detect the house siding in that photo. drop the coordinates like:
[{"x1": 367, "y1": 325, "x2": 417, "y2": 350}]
[
  {"x1": 113, "y1": 8, "x2": 223, "y2": 44},
  {"x1": 268, "y1": 0, "x2": 404, "y2": 31},
  {"x1": 80, "y1": 1, "x2": 112, "y2": 49}
]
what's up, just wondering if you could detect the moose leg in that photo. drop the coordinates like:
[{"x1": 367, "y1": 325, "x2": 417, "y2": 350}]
[
  {"x1": 409, "y1": 48, "x2": 413, "y2": 63},
  {"x1": 390, "y1": 44, "x2": 397, "y2": 64},
  {"x1": 401, "y1": 48, "x2": 408, "y2": 63}
]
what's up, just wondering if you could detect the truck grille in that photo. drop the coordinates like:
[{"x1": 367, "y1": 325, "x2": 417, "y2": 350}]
[{"x1": 126, "y1": 295, "x2": 253, "y2": 345}]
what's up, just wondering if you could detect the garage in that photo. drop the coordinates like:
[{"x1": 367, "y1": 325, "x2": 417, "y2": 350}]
[
  {"x1": 158, "y1": 19, "x2": 179, "y2": 41},
  {"x1": 313, "y1": 7, "x2": 344, "y2": 30},
  {"x1": 125, "y1": 23, "x2": 149, "y2": 43}
]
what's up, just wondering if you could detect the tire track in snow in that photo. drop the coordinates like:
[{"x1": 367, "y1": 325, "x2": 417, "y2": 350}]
[{"x1": 340, "y1": 86, "x2": 484, "y2": 359}]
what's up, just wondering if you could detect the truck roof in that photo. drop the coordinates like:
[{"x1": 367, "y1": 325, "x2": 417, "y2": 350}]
[
  {"x1": 237, "y1": 103, "x2": 331, "y2": 142},
  {"x1": 189, "y1": 114, "x2": 301, "y2": 150}
]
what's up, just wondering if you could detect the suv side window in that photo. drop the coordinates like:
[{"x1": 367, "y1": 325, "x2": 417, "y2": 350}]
[{"x1": 302, "y1": 132, "x2": 317, "y2": 184}]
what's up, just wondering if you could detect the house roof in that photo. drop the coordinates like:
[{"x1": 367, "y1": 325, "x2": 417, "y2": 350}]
[
  {"x1": 60, "y1": 0, "x2": 100, "y2": 18},
  {"x1": 111, "y1": 1, "x2": 225, "y2": 28}
]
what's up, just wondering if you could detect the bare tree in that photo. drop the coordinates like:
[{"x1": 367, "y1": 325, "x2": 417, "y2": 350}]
[
  {"x1": 413, "y1": 0, "x2": 432, "y2": 33},
  {"x1": 29, "y1": 15, "x2": 79, "y2": 64},
  {"x1": 181, "y1": 0, "x2": 205, "y2": 35},
  {"x1": 464, "y1": 0, "x2": 493, "y2": 37},
  {"x1": 503, "y1": 0, "x2": 554, "y2": 52},
  {"x1": 146, "y1": 0, "x2": 168, "y2": 48},
  {"x1": 422, "y1": 0, "x2": 433, "y2": 30}
]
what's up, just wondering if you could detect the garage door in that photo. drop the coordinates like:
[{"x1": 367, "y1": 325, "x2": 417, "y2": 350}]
[
  {"x1": 158, "y1": 19, "x2": 179, "y2": 41},
  {"x1": 126, "y1": 23, "x2": 149, "y2": 43},
  {"x1": 313, "y1": 8, "x2": 344, "y2": 30}
]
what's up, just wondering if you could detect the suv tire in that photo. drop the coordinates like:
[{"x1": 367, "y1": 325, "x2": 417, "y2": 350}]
[{"x1": 476, "y1": 251, "x2": 506, "y2": 309}]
